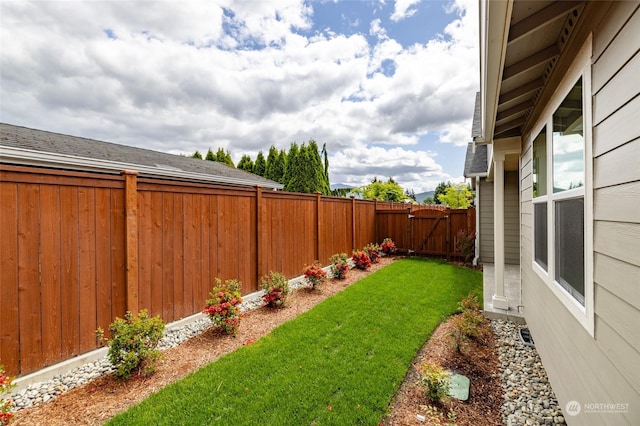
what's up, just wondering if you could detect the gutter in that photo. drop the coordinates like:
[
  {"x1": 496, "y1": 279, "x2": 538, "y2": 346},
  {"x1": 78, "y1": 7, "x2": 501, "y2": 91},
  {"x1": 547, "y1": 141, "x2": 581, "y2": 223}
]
[{"x1": 0, "y1": 145, "x2": 284, "y2": 190}]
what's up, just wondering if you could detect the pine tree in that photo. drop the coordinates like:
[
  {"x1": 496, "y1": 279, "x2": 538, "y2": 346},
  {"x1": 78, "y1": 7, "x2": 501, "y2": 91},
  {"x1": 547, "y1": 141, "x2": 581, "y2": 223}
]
[
  {"x1": 253, "y1": 152, "x2": 266, "y2": 176},
  {"x1": 433, "y1": 181, "x2": 451, "y2": 205},
  {"x1": 283, "y1": 142, "x2": 299, "y2": 190},
  {"x1": 205, "y1": 148, "x2": 215, "y2": 161},
  {"x1": 273, "y1": 149, "x2": 287, "y2": 183},
  {"x1": 264, "y1": 146, "x2": 279, "y2": 181},
  {"x1": 191, "y1": 151, "x2": 203, "y2": 159},
  {"x1": 215, "y1": 148, "x2": 235, "y2": 167},
  {"x1": 237, "y1": 154, "x2": 254, "y2": 173}
]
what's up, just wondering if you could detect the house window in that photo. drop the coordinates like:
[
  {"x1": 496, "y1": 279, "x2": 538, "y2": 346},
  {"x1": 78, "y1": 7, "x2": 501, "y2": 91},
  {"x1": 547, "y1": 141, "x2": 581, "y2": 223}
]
[
  {"x1": 532, "y1": 128, "x2": 547, "y2": 270},
  {"x1": 530, "y1": 36, "x2": 592, "y2": 335},
  {"x1": 533, "y1": 77, "x2": 585, "y2": 305}
]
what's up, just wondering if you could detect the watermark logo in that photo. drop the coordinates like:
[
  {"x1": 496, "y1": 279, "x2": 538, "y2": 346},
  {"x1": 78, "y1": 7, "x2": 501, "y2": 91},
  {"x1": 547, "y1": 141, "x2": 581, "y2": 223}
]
[
  {"x1": 566, "y1": 401, "x2": 581, "y2": 416},
  {"x1": 565, "y1": 400, "x2": 629, "y2": 416}
]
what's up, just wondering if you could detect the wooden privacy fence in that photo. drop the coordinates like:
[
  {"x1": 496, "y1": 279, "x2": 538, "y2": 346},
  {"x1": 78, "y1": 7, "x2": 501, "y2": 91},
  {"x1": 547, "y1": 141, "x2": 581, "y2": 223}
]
[
  {"x1": 376, "y1": 206, "x2": 476, "y2": 259},
  {"x1": 0, "y1": 164, "x2": 422, "y2": 377}
]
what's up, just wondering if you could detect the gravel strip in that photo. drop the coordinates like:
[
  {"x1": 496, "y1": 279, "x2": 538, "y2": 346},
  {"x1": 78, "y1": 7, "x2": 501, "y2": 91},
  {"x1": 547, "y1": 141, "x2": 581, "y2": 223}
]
[{"x1": 492, "y1": 319, "x2": 566, "y2": 426}]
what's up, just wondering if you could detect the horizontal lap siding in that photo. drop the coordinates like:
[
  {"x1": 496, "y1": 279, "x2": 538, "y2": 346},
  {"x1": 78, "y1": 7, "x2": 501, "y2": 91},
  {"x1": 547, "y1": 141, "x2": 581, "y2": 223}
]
[
  {"x1": 479, "y1": 179, "x2": 494, "y2": 263},
  {"x1": 521, "y1": 3, "x2": 640, "y2": 424}
]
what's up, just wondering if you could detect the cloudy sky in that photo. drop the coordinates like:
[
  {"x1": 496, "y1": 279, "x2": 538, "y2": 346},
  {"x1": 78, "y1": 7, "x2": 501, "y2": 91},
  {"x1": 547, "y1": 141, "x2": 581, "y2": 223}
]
[{"x1": 0, "y1": 0, "x2": 478, "y2": 193}]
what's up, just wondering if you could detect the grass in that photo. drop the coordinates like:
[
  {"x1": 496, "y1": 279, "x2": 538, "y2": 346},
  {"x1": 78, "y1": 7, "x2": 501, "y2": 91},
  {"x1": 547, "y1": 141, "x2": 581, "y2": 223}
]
[{"x1": 108, "y1": 258, "x2": 482, "y2": 425}]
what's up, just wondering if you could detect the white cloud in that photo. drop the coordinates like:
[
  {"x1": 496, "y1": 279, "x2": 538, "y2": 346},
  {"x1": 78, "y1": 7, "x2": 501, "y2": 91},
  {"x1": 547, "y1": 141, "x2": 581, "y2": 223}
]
[
  {"x1": 390, "y1": 0, "x2": 421, "y2": 22},
  {"x1": 0, "y1": 0, "x2": 478, "y2": 192}
]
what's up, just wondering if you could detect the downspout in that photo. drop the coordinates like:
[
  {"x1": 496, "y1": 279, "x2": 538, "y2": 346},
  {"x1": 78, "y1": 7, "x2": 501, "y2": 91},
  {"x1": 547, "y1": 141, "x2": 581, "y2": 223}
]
[{"x1": 473, "y1": 175, "x2": 481, "y2": 266}]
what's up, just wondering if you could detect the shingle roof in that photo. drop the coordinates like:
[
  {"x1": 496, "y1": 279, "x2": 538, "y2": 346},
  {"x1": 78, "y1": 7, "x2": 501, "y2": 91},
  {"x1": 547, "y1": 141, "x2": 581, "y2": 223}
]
[
  {"x1": 0, "y1": 123, "x2": 282, "y2": 189},
  {"x1": 463, "y1": 142, "x2": 488, "y2": 177},
  {"x1": 471, "y1": 91, "x2": 482, "y2": 140}
]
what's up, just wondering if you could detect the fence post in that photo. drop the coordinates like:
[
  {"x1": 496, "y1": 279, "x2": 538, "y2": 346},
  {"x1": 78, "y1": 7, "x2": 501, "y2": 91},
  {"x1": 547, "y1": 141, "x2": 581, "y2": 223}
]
[
  {"x1": 255, "y1": 186, "x2": 266, "y2": 288},
  {"x1": 315, "y1": 192, "x2": 322, "y2": 262},
  {"x1": 121, "y1": 170, "x2": 139, "y2": 315},
  {"x1": 351, "y1": 196, "x2": 356, "y2": 250}
]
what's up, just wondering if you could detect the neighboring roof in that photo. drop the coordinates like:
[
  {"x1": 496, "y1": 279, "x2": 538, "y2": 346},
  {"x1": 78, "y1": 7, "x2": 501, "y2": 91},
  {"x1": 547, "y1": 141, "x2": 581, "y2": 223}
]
[
  {"x1": 471, "y1": 91, "x2": 482, "y2": 140},
  {"x1": 0, "y1": 123, "x2": 283, "y2": 190},
  {"x1": 463, "y1": 143, "x2": 488, "y2": 177}
]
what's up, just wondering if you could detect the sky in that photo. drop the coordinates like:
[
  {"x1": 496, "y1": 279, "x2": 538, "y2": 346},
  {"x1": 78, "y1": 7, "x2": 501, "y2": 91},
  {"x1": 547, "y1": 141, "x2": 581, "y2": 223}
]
[{"x1": 0, "y1": 0, "x2": 479, "y2": 193}]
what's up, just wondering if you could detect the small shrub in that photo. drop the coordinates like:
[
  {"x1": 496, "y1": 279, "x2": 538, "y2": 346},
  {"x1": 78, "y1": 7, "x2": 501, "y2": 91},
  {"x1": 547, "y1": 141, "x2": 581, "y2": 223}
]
[
  {"x1": 260, "y1": 271, "x2": 290, "y2": 308},
  {"x1": 455, "y1": 230, "x2": 476, "y2": 265},
  {"x1": 329, "y1": 253, "x2": 349, "y2": 279},
  {"x1": 303, "y1": 261, "x2": 327, "y2": 289},
  {"x1": 449, "y1": 293, "x2": 488, "y2": 353},
  {"x1": 380, "y1": 237, "x2": 397, "y2": 255},
  {"x1": 351, "y1": 250, "x2": 371, "y2": 270},
  {"x1": 419, "y1": 361, "x2": 450, "y2": 404},
  {"x1": 1, "y1": 365, "x2": 16, "y2": 426},
  {"x1": 204, "y1": 278, "x2": 244, "y2": 335},
  {"x1": 363, "y1": 243, "x2": 381, "y2": 263},
  {"x1": 107, "y1": 310, "x2": 165, "y2": 380}
]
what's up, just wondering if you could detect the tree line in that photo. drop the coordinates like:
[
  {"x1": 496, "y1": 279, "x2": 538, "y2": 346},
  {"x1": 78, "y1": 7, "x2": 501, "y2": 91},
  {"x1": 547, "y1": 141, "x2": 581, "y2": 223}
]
[
  {"x1": 190, "y1": 141, "x2": 330, "y2": 195},
  {"x1": 189, "y1": 145, "x2": 472, "y2": 208}
]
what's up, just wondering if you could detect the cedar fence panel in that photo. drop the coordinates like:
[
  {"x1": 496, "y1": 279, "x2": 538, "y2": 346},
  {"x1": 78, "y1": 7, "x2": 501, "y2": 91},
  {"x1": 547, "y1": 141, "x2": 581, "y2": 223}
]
[{"x1": 0, "y1": 164, "x2": 475, "y2": 377}]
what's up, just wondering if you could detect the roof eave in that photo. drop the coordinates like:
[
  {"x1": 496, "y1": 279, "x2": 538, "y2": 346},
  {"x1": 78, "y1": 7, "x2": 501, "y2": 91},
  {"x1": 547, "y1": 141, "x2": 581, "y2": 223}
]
[
  {"x1": 0, "y1": 145, "x2": 284, "y2": 190},
  {"x1": 478, "y1": 0, "x2": 513, "y2": 145}
]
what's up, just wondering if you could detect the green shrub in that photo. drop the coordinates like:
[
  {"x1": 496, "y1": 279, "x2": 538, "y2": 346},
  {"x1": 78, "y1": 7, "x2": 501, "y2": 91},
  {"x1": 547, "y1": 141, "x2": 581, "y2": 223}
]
[
  {"x1": 329, "y1": 253, "x2": 349, "y2": 279},
  {"x1": 260, "y1": 271, "x2": 290, "y2": 308},
  {"x1": 419, "y1": 361, "x2": 450, "y2": 404},
  {"x1": 107, "y1": 310, "x2": 165, "y2": 379},
  {"x1": 449, "y1": 293, "x2": 487, "y2": 353}
]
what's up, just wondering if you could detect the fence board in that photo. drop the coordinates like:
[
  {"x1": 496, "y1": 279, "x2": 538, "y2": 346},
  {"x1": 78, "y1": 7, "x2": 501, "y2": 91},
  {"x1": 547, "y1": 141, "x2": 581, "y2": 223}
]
[
  {"x1": 150, "y1": 191, "x2": 164, "y2": 318},
  {"x1": 60, "y1": 186, "x2": 80, "y2": 359},
  {"x1": 110, "y1": 189, "x2": 127, "y2": 320},
  {"x1": 17, "y1": 184, "x2": 43, "y2": 373},
  {"x1": 173, "y1": 195, "x2": 185, "y2": 321},
  {"x1": 0, "y1": 182, "x2": 20, "y2": 375},
  {"x1": 95, "y1": 189, "x2": 112, "y2": 335},
  {"x1": 78, "y1": 187, "x2": 97, "y2": 353},
  {"x1": 162, "y1": 192, "x2": 175, "y2": 321},
  {"x1": 40, "y1": 185, "x2": 62, "y2": 365}
]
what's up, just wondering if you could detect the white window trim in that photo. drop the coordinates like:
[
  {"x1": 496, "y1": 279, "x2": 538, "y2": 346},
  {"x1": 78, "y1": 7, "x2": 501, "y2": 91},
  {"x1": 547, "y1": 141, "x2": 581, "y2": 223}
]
[{"x1": 530, "y1": 34, "x2": 594, "y2": 336}]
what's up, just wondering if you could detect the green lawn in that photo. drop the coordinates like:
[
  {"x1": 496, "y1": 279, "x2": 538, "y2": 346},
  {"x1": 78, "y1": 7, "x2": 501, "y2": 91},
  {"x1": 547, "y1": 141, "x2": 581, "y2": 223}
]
[{"x1": 108, "y1": 258, "x2": 482, "y2": 425}]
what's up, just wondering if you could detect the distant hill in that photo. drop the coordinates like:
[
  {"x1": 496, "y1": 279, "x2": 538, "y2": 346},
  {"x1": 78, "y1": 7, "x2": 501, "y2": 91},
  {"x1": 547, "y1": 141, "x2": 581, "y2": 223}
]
[
  {"x1": 330, "y1": 183, "x2": 357, "y2": 190},
  {"x1": 414, "y1": 191, "x2": 435, "y2": 203}
]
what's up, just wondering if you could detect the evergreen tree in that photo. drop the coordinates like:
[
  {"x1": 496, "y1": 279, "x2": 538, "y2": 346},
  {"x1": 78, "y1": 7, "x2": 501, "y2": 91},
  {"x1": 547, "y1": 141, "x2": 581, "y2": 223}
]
[
  {"x1": 205, "y1": 148, "x2": 215, "y2": 161},
  {"x1": 283, "y1": 142, "x2": 299, "y2": 189},
  {"x1": 237, "y1": 154, "x2": 254, "y2": 173},
  {"x1": 215, "y1": 148, "x2": 235, "y2": 167},
  {"x1": 253, "y1": 151, "x2": 266, "y2": 176},
  {"x1": 433, "y1": 181, "x2": 451, "y2": 205},
  {"x1": 272, "y1": 149, "x2": 287, "y2": 183},
  {"x1": 284, "y1": 141, "x2": 330, "y2": 194},
  {"x1": 264, "y1": 146, "x2": 279, "y2": 181},
  {"x1": 191, "y1": 150, "x2": 203, "y2": 159},
  {"x1": 322, "y1": 143, "x2": 330, "y2": 192}
]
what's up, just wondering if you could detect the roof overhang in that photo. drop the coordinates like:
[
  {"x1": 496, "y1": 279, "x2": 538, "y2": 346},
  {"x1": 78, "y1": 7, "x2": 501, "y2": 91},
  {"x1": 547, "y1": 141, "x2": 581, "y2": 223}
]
[
  {"x1": 478, "y1": 0, "x2": 586, "y2": 144},
  {"x1": 0, "y1": 145, "x2": 284, "y2": 190}
]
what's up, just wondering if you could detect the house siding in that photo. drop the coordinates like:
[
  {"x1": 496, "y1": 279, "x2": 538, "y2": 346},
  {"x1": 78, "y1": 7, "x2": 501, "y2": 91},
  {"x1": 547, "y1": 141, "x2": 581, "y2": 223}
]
[
  {"x1": 479, "y1": 178, "x2": 494, "y2": 263},
  {"x1": 478, "y1": 172, "x2": 519, "y2": 265},
  {"x1": 521, "y1": 3, "x2": 640, "y2": 425}
]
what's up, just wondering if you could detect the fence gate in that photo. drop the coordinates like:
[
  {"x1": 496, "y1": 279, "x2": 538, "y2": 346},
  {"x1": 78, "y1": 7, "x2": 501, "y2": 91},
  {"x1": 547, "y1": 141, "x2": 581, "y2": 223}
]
[{"x1": 376, "y1": 206, "x2": 475, "y2": 260}]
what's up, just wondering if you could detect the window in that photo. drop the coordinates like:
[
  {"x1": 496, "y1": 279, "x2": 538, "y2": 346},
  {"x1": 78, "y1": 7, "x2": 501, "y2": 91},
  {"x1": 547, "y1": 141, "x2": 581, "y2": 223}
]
[
  {"x1": 530, "y1": 36, "x2": 593, "y2": 335},
  {"x1": 532, "y1": 128, "x2": 547, "y2": 270}
]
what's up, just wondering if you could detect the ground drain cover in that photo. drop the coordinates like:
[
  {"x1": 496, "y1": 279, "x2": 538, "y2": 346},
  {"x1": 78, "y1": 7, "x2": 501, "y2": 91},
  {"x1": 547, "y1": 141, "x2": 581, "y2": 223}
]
[
  {"x1": 448, "y1": 373, "x2": 470, "y2": 401},
  {"x1": 519, "y1": 328, "x2": 535, "y2": 348}
]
